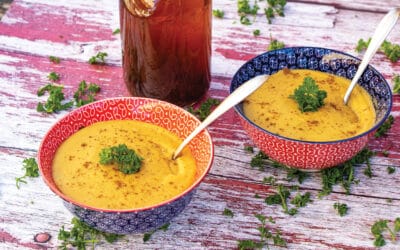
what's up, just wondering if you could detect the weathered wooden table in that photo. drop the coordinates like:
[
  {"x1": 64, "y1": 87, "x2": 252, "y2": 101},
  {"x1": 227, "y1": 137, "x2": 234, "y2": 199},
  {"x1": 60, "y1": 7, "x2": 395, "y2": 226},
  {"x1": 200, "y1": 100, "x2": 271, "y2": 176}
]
[{"x1": 1, "y1": 0, "x2": 399, "y2": 249}]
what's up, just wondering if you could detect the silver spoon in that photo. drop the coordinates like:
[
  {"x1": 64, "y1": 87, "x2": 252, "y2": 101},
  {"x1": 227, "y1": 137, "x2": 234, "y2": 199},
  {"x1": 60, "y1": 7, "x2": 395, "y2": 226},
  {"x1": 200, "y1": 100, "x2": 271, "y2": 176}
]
[
  {"x1": 172, "y1": 74, "x2": 269, "y2": 160},
  {"x1": 343, "y1": 8, "x2": 400, "y2": 104}
]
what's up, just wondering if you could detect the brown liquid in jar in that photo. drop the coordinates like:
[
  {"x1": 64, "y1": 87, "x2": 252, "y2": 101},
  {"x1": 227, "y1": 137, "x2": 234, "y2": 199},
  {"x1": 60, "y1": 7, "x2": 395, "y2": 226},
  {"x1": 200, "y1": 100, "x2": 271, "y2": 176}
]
[{"x1": 120, "y1": 0, "x2": 212, "y2": 107}]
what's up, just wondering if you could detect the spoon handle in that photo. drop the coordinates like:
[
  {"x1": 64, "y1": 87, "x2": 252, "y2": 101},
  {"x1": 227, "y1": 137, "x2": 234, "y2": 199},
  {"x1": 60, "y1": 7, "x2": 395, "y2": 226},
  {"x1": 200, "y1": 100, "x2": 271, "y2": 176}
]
[
  {"x1": 343, "y1": 8, "x2": 400, "y2": 104},
  {"x1": 172, "y1": 74, "x2": 269, "y2": 160}
]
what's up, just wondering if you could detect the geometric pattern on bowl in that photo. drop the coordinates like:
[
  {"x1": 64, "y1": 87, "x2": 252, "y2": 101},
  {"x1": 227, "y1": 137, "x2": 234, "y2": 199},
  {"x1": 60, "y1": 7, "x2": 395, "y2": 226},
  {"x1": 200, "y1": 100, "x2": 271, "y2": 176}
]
[
  {"x1": 38, "y1": 97, "x2": 214, "y2": 234},
  {"x1": 230, "y1": 47, "x2": 392, "y2": 170}
]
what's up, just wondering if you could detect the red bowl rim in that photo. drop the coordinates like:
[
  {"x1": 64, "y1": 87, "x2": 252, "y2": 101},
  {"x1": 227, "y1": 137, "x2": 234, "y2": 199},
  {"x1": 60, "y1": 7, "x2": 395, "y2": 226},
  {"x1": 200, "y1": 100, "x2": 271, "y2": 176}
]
[{"x1": 37, "y1": 97, "x2": 214, "y2": 213}]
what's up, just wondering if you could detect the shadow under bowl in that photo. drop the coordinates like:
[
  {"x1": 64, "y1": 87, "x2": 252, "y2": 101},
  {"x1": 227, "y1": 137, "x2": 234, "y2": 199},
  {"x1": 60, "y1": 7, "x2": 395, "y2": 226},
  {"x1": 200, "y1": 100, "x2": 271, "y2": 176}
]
[{"x1": 230, "y1": 47, "x2": 392, "y2": 171}]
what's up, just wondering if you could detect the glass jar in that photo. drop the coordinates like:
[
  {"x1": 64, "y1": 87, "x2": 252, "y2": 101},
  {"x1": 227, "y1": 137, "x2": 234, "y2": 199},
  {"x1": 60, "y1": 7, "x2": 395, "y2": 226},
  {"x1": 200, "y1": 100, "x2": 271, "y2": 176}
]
[{"x1": 119, "y1": 0, "x2": 212, "y2": 107}]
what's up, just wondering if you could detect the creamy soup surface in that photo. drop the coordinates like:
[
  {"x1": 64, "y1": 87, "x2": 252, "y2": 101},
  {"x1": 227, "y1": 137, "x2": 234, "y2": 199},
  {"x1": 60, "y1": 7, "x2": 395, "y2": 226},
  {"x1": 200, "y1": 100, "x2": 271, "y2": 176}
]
[
  {"x1": 52, "y1": 120, "x2": 197, "y2": 210},
  {"x1": 243, "y1": 69, "x2": 376, "y2": 141}
]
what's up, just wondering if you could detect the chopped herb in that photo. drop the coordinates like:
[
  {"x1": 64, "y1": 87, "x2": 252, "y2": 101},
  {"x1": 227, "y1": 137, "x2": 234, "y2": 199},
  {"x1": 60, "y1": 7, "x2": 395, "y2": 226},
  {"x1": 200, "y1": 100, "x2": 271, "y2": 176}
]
[
  {"x1": 290, "y1": 77, "x2": 327, "y2": 112},
  {"x1": 73, "y1": 80, "x2": 101, "y2": 107},
  {"x1": 371, "y1": 218, "x2": 400, "y2": 247},
  {"x1": 187, "y1": 98, "x2": 221, "y2": 121},
  {"x1": 394, "y1": 75, "x2": 400, "y2": 94},
  {"x1": 143, "y1": 223, "x2": 170, "y2": 243},
  {"x1": 238, "y1": 214, "x2": 286, "y2": 249},
  {"x1": 48, "y1": 72, "x2": 60, "y2": 82},
  {"x1": 363, "y1": 161, "x2": 373, "y2": 178},
  {"x1": 264, "y1": 0, "x2": 287, "y2": 24},
  {"x1": 286, "y1": 168, "x2": 309, "y2": 184},
  {"x1": 265, "y1": 184, "x2": 297, "y2": 215},
  {"x1": 356, "y1": 38, "x2": 400, "y2": 63},
  {"x1": 253, "y1": 29, "x2": 261, "y2": 36},
  {"x1": 112, "y1": 28, "x2": 120, "y2": 35},
  {"x1": 268, "y1": 38, "x2": 285, "y2": 51},
  {"x1": 244, "y1": 145, "x2": 254, "y2": 153},
  {"x1": 382, "y1": 150, "x2": 389, "y2": 157},
  {"x1": 99, "y1": 144, "x2": 143, "y2": 174},
  {"x1": 262, "y1": 176, "x2": 276, "y2": 186},
  {"x1": 375, "y1": 115, "x2": 394, "y2": 138},
  {"x1": 290, "y1": 192, "x2": 312, "y2": 208},
  {"x1": 49, "y1": 56, "x2": 61, "y2": 64},
  {"x1": 58, "y1": 217, "x2": 123, "y2": 249},
  {"x1": 250, "y1": 151, "x2": 269, "y2": 170},
  {"x1": 239, "y1": 15, "x2": 252, "y2": 25},
  {"x1": 89, "y1": 52, "x2": 108, "y2": 65},
  {"x1": 213, "y1": 9, "x2": 225, "y2": 18},
  {"x1": 223, "y1": 208, "x2": 235, "y2": 218},
  {"x1": 15, "y1": 158, "x2": 39, "y2": 189},
  {"x1": 387, "y1": 166, "x2": 396, "y2": 174},
  {"x1": 333, "y1": 202, "x2": 348, "y2": 217},
  {"x1": 319, "y1": 148, "x2": 374, "y2": 197},
  {"x1": 36, "y1": 84, "x2": 74, "y2": 113}
]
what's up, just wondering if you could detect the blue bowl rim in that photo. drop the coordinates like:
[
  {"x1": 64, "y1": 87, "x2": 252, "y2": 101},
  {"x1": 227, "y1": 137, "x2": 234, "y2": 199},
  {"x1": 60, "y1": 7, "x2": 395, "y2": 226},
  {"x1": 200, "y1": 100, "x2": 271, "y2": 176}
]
[{"x1": 230, "y1": 46, "x2": 393, "y2": 145}]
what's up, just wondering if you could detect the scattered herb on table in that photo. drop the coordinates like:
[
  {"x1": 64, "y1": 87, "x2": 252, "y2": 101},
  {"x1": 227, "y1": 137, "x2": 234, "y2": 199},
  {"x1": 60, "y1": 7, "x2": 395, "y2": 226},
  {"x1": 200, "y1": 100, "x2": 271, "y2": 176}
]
[
  {"x1": 49, "y1": 55, "x2": 61, "y2": 64},
  {"x1": 356, "y1": 38, "x2": 400, "y2": 63},
  {"x1": 237, "y1": 214, "x2": 286, "y2": 249},
  {"x1": 265, "y1": 184, "x2": 298, "y2": 215},
  {"x1": 73, "y1": 80, "x2": 101, "y2": 107},
  {"x1": 244, "y1": 145, "x2": 254, "y2": 153},
  {"x1": 112, "y1": 28, "x2": 120, "y2": 35},
  {"x1": 371, "y1": 218, "x2": 400, "y2": 247},
  {"x1": 264, "y1": 0, "x2": 287, "y2": 24},
  {"x1": 394, "y1": 75, "x2": 400, "y2": 94},
  {"x1": 213, "y1": 9, "x2": 225, "y2": 18},
  {"x1": 319, "y1": 148, "x2": 374, "y2": 197},
  {"x1": 99, "y1": 144, "x2": 143, "y2": 174},
  {"x1": 382, "y1": 150, "x2": 389, "y2": 157},
  {"x1": 268, "y1": 37, "x2": 285, "y2": 51},
  {"x1": 89, "y1": 52, "x2": 108, "y2": 65},
  {"x1": 375, "y1": 115, "x2": 394, "y2": 138},
  {"x1": 333, "y1": 202, "x2": 348, "y2": 217},
  {"x1": 285, "y1": 168, "x2": 309, "y2": 184},
  {"x1": 48, "y1": 72, "x2": 60, "y2": 82},
  {"x1": 58, "y1": 217, "x2": 123, "y2": 249},
  {"x1": 290, "y1": 192, "x2": 312, "y2": 208},
  {"x1": 223, "y1": 208, "x2": 235, "y2": 218},
  {"x1": 15, "y1": 157, "x2": 39, "y2": 189},
  {"x1": 289, "y1": 77, "x2": 327, "y2": 112},
  {"x1": 262, "y1": 176, "x2": 276, "y2": 186},
  {"x1": 187, "y1": 98, "x2": 221, "y2": 121},
  {"x1": 238, "y1": 0, "x2": 259, "y2": 25},
  {"x1": 143, "y1": 223, "x2": 170, "y2": 243},
  {"x1": 253, "y1": 29, "x2": 261, "y2": 36},
  {"x1": 387, "y1": 166, "x2": 396, "y2": 174},
  {"x1": 250, "y1": 151, "x2": 269, "y2": 170},
  {"x1": 36, "y1": 84, "x2": 74, "y2": 113}
]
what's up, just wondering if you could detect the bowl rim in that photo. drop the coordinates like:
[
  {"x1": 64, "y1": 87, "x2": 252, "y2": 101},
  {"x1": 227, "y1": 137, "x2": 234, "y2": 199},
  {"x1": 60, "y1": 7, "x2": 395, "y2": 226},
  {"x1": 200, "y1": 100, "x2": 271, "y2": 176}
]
[
  {"x1": 230, "y1": 46, "x2": 393, "y2": 145},
  {"x1": 37, "y1": 96, "x2": 214, "y2": 213}
]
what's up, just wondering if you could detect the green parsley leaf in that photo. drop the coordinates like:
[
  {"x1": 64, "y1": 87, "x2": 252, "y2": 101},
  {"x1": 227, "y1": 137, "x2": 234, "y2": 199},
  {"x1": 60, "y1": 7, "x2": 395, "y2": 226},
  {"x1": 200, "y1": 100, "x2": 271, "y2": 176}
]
[
  {"x1": 268, "y1": 38, "x2": 285, "y2": 51},
  {"x1": 290, "y1": 192, "x2": 312, "y2": 208},
  {"x1": 223, "y1": 208, "x2": 235, "y2": 218},
  {"x1": 73, "y1": 80, "x2": 101, "y2": 107},
  {"x1": 265, "y1": 184, "x2": 297, "y2": 215},
  {"x1": 356, "y1": 38, "x2": 400, "y2": 62},
  {"x1": 187, "y1": 98, "x2": 221, "y2": 121},
  {"x1": 49, "y1": 56, "x2": 61, "y2": 64},
  {"x1": 250, "y1": 151, "x2": 269, "y2": 170},
  {"x1": 48, "y1": 72, "x2": 60, "y2": 82},
  {"x1": 143, "y1": 223, "x2": 170, "y2": 242},
  {"x1": 289, "y1": 77, "x2": 327, "y2": 112},
  {"x1": 333, "y1": 202, "x2": 348, "y2": 217},
  {"x1": 112, "y1": 28, "x2": 120, "y2": 35},
  {"x1": 89, "y1": 52, "x2": 108, "y2": 65},
  {"x1": 394, "y1": 75, "x2": 400, "y2": 94},
  {"x1": 15, "y1": 158, "x2": 39, "y2": 189},
  {"x1": 253, "y1": 29, "x2": 261, "y2": 36},
  {"x1": 244, "y1": 145, "x2": 255, "y2": 153},
  {"x1": 213, "y1": 9, "x2": 225, "y2": 18},
  {"x1": 36, "y1": 84, "x2": 74, "y2": 113},
  {"x1": 375, "y1": 115, "x2": 394, "y2": 138},
  {"x1": 99, "y1": 144, "x2": 143, "y2": 174},
  {"x1": 387, "y1": 166, "x2": 396, "y2": 174}
]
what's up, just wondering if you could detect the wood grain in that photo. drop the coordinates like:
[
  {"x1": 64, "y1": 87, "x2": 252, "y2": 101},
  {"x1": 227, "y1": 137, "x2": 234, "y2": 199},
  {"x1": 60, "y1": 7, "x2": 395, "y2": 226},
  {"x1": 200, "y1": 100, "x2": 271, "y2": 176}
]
[{"x1": 0, "y1": 0, "x2": 399, "y2": 249}]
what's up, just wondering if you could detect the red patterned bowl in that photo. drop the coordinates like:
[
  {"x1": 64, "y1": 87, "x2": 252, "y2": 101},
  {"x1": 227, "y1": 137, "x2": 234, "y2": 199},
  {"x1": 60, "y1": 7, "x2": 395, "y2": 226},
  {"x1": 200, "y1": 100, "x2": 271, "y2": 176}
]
[
  {"x1": 38, "y1": 97, "x2": 214, "y2": 234},
  {"x1": 230, "y1": 47, "x2": 392, "y2": 171}
]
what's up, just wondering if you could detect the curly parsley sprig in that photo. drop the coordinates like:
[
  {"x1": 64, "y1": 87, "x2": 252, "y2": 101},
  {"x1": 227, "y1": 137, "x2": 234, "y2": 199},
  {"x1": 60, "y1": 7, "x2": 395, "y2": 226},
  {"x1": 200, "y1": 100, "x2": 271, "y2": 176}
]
[
  {"x1": 15, "y1": 158, "x2": 39, "y2": 189},
  {"x1": 290, "y1": 77, "x2": 327, "y2": 112},
  {"x1": 99, "y1": 144, "x2": 143, "y2": 174}
]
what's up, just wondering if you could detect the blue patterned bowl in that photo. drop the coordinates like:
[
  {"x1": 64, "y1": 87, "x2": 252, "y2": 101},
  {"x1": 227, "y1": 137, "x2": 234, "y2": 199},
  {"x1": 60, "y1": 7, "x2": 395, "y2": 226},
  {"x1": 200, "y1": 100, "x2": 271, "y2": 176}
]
[
  {"x1": 38, "y1": 97, "x2": 214, "y2": 234},
  {"x1": 231, "y1": 47, "x2": 392, "y2": 170}
]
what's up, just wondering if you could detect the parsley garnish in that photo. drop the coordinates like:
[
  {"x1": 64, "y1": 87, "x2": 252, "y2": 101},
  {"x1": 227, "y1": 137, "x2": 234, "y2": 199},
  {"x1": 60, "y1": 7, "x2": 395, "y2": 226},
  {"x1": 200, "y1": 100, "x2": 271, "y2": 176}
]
[
  {"x1": 89, "y1": 52, "x2": 108, "y2": 65},
  {"x1": 265, "y1": 184, "x2": 298, "y2": 215},
  {"x1": 143, "y1": 223, "x2": 170, "y2": 243},
  {"x1": 112, "y1": 28, "x2": 120, "y2": 35},
  {"x1": 237, "y1": 214, "x2": 286, "y2": 249},
  {"x1": 99, "y1": 144, "x2": 143, "y2": 174},
  {"x1": 290, "y1": 77, "x2": 327, "y2": 112},
  {"x1": 36, "y1": 84, "x2": 74, "y2": 113},
  {"x1": 48, "y1": 72, "x2": 60, "y2": 82},
  {"x1": 73, "y1": 80, "x2": 101, "y2": 107},
  {"x1": 187, "y1": 98, "x2": 221, "y2": 121},
  {"x1": 213, "y1": 9, "x2": 225, "y2": 18},
  {"x1": 333, "y1": 202, "x2": 348, "y2": 217},
  {"x1": 237, "y1": 0, "x2": 287, "y2": 25},
  {"x1": 49, "y1": 56, "x2": 61, "y2": 64},
  {"x1": 375, "y1": 115, "x2": 394, "y2": 138},
  {"x1": 15, "y1": 158, "x2": 39, "y2": 189},
  {"x1": 290, "y1": 192, "x2": 312, "y2": 208},
  {"x1": 387, "y1": 166, "x2": 396, "y2": 174},
  {"x1": 371, "y1": 218, "x2": 400, "y2": 247},
  {"x1": 223, "y1": 208, "x2": 235, "y2": 218},
  {"x1": 268, "y1": 38, "x2": 285, "y2": 51},
  {"x1": 394, "y1": 75, "x2": 400, "y2": 94},
  {"x1": 264, "y1": 0, "x2": 286, "y2": 24},
  {"x1": 58, "y1": 217, "x2": 123, "y2": 249},
  {"x1": 250, "y1": 151, "x2": 269, "y2": 170},
  {"x1": 356, "y1": 38, "x2": 400, "y2": 63},
  {"x1": 253, "y1": 29, "x2": 261, "y2": 36}
]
